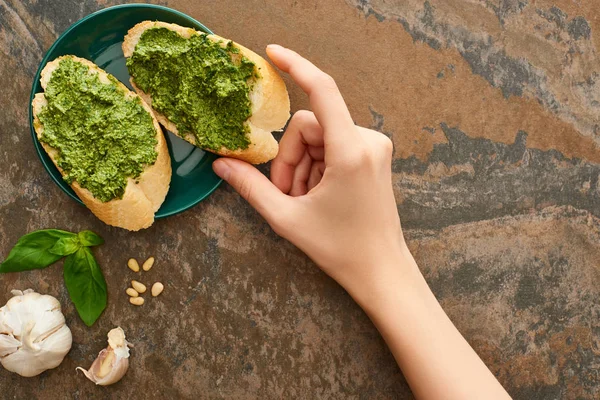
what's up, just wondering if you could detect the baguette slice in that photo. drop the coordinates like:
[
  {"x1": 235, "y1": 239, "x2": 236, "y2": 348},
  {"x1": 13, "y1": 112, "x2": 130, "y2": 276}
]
[
  {"x1": 123, "y1": 21, "x2": 290, "y2": 164},
  {"x1": 32, "y1": 55, "x2": 171, "y2": 231}
]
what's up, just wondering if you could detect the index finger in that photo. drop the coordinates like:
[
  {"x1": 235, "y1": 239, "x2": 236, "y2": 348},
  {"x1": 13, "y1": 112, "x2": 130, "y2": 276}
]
[{"x1": 266, "y1": 45, "x2": 357, "y2": 146}]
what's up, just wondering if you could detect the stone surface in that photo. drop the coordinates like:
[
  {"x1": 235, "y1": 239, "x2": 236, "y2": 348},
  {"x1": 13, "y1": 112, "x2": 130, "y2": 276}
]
[{"x1": 0, "y1": 0, "x2": 599, "y2": 398}]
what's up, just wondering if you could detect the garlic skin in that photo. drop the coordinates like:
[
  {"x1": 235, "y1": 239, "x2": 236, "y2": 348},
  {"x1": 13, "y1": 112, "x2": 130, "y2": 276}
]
[
  {"x1": 0, "y1": 289, "x2": 73, "y2": 377},
  {"x1": 77, "y1": 327, "x2": 131, "y2": 385}
]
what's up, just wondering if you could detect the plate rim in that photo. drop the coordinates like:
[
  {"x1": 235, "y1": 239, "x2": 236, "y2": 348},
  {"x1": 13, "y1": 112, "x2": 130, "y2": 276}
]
[{"x1": 28, "y1": 3, "x2": 223, "y2": 219}]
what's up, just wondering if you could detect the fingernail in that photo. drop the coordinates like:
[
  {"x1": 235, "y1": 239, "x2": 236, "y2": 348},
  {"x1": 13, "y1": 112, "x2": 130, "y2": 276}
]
[
  {"x1": 267, "y1": 44, "x2": 285, "y2": 51},
  {"x1": 212, "y1": 159, "x2": 231, "y2": 181}
]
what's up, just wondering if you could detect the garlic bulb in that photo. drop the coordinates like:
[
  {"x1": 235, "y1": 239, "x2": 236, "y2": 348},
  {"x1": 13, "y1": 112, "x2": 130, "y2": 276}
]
[
  {"x1": 77, "y1": 327, "x2": 131, "y2": 385},
  {"x1": 0, "y1": 289, "x2": 72, "y2": 377}
]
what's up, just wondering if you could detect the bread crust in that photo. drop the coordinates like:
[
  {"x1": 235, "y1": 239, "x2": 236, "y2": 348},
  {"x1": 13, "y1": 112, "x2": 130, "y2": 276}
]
[
  {"x1": 32, "y1": 55, "x2": 171, "y2": 231},
  {"x1": 123, "y1": 21, "x2": 290, "y2": 164}
]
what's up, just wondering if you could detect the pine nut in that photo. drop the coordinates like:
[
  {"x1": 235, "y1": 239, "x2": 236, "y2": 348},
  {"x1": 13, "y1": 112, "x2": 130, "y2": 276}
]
[
  {"x1": 127, "y1": 258, "x2": 140, "y2": 272},
  {"x1": 129, "y1": 297, "x2": 144, "y2": 306},
  {"x1": 126, "y1": 288, "x2": 139, "y2": 297},
  {"x1": 142, "y1": 256, "x2": 155, "y2": 271},
  {"x1": 151, "y1": 282, "x2": 164, "y2": 297},
  {"x1": 131, "y1": 280, "x2": 146, "y2": 293}
]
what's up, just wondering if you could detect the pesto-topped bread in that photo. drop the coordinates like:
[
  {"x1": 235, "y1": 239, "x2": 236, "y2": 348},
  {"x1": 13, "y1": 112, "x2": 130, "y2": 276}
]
[
  {"x1": 123, "y1": 21, "x2": 290, "y2": 164},
  {"x1": 32, "y1": 55, "x2": 171, "y2": 231}
]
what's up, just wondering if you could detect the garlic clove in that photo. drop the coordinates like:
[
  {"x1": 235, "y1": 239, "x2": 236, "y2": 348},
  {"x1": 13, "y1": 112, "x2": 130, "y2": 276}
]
[
  {"x1": 76, "y1": 348, "x2": 129, "y2": 386},
  {"x1": 77, "y1": 327, "x2": 131, "y2": 386},
  {"x1": 0, "y1": 334, "x2": 21, "y2": 357},
  {"x1": 37, "y1": 325, "x2": 73, "y2": 354}
]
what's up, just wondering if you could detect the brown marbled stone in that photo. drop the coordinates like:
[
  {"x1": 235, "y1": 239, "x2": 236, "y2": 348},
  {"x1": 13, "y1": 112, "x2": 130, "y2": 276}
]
[{"x1": 0, "y1": 0, "x2": 598, "y2": 398}]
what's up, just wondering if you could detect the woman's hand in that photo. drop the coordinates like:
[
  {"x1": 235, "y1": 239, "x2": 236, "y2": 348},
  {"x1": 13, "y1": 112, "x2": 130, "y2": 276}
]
[
  {"x1": 214, "y1": 45, "x2": 512, "y2": 400},
  {"x1": 212, "y1": 45, "x2": 408, "y2": 307}
]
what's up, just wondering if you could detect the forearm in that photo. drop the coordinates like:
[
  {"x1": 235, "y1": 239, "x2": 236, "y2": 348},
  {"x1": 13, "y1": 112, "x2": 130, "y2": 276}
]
[{"x1": 356, "y1": 248, "x2": 511, "y2": 400}]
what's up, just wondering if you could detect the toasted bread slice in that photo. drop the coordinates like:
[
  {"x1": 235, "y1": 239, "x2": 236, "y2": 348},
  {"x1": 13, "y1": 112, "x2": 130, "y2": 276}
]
[
  {"x1": 32, "y1": 55, "x2": 171, "y2": 231},
  {"x1": 123, "y1": 21, "x2": 290, "y2": 164}
]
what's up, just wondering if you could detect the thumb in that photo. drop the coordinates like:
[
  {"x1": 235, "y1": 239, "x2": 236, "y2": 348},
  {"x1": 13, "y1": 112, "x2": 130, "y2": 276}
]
[{"x1": 212, "y1": 158, "x2": 290, "y2": 223}]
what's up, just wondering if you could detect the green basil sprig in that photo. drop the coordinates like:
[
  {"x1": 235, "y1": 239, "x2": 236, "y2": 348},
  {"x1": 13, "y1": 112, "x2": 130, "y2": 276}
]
[{"x1": 0, "y1": 229, "x2": 107, "y2": 326}]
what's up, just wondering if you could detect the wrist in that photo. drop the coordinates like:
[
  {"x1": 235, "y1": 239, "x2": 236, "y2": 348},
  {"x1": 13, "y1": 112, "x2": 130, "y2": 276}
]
[{"x1": 346, "y1": 244, "x2": 429, "y2": 320}]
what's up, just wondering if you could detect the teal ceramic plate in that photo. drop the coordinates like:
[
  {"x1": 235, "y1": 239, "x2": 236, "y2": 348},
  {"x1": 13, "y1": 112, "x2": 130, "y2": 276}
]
[{"x1": 29, "y1": 4, "x2": 222, "y2": 218}]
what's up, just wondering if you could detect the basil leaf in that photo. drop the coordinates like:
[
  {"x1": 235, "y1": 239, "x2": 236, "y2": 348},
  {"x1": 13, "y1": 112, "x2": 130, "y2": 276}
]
[
  {"x1": 63, "y1": 247, "x2": 107, "y2": 326},
  {"x1": 78, "y1": 230, "x2": 104, "y2": 247},
  {"x1": 49, "y1": 236, "x2": 81, "y2": 256},
  {"x1": 0, "y1": 229, "x2": 77, "y2": 273}
]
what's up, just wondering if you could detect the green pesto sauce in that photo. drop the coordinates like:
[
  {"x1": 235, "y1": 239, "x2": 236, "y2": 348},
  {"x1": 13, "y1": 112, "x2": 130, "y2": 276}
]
[
  {"x1": 126, "y1": 27, "x2": 256, "y2": 151},
  {"x1": 38, "y1": 58, "x2": 158, "y2": 203}
]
